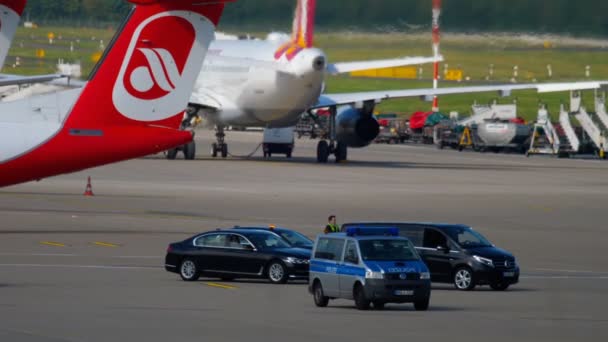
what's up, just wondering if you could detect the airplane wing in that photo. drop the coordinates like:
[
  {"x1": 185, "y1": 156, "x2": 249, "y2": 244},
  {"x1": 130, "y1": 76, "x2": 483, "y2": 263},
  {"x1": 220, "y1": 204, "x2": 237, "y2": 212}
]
[
  {"x1": 0, "y1": 74, "x2": 67, "y2": 87},
  {"x1": 327, "y1": 56, "x2": 442, "y2": 75},
  {"x1": 314, "y1": 81, "x2": 607, "y2": 109}
]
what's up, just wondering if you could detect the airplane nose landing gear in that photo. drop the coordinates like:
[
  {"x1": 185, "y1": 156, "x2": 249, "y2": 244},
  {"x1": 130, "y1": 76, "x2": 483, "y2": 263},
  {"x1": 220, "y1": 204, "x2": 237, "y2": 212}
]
[{"x1": 211, "y1": 125, "x2": 228, "y2": 158}]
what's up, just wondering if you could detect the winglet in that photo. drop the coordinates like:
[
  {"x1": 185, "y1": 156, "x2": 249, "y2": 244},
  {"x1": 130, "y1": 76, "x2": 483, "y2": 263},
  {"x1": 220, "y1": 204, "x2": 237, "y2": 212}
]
[
  {"x1": 0, "y1": 0, "x2": 27, "y2": 70},
  {"x1": 274, "y1": 0, "x2": 316, "y2": 61},
  {"x1": 2, "y1": 0, "x2": 26, "y2": 15}
]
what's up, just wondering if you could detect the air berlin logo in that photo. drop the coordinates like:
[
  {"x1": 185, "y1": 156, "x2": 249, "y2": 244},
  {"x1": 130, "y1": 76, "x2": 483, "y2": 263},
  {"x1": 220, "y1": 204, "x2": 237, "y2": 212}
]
[
  {"x1": 127, "y1": 47, "x2": 183, "y2": 99},
  {"x1": 113, "y1": 11, "x2": 214, "y2": 122}
]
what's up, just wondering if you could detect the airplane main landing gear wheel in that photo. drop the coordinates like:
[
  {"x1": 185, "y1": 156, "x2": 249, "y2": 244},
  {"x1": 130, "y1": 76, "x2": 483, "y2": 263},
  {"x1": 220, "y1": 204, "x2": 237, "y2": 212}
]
[
  {"x1": 184, "y1": 141, "x2": 196, "y2": 160},
  {"x1": 317, "y1": 140, "x2": 348, "y2": 164},
  {"x1": 335, "y1": 142, "x2": 348, "y2": 163},
  {"x1": 317, "y1": 141, "x2": 330, "y2": 163},
  {"x1": 167, "y1": 148, "x2": 178, "y2": 160}
]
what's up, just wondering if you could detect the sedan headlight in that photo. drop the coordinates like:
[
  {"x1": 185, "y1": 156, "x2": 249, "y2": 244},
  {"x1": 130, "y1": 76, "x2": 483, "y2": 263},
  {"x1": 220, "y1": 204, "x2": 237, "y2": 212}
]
[
  {"x1": 284, "y1": 257, "x2": 309, "y2": 265},
  {"x1": 420, "y1": 272, "x2": 431, "y2": 280},
  {"x1": 365, "y1": 270, "x2": 384, "y2": 279},
  {"x1": 473, "y1": 255, "x2": 494, "y2": 267}
]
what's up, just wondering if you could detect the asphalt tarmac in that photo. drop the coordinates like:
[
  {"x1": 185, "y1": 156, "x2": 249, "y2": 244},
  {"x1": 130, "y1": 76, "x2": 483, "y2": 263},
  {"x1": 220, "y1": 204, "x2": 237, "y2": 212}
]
[{"x1": 1, "y1": 131, "x2": 607, "y2": 342}]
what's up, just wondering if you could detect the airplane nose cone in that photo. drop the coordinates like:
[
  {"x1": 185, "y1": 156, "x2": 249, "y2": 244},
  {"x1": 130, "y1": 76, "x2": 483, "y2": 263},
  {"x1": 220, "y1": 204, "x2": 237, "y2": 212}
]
[
  {"x1": 292, "y1": 48, "x2": 327, "y2": 76},
  {"x1": 312, "y1": 55, "x2": 326, "y2": 71}
]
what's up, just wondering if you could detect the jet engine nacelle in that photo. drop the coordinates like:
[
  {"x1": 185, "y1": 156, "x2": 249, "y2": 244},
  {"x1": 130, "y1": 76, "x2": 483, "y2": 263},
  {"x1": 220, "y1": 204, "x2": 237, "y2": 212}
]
[{"x1": 336, "y1": 106, "x2": 380, "y2": 148}]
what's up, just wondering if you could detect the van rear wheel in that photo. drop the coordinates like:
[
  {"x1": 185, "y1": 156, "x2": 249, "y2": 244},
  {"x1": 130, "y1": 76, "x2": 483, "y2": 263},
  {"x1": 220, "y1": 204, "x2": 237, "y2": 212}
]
[
  {"x1": 372, "y1": 301, "x2": 385, "y2": 310},
  {"x1": 313, "y1": 282, "x2": 329, "y2": 307}
]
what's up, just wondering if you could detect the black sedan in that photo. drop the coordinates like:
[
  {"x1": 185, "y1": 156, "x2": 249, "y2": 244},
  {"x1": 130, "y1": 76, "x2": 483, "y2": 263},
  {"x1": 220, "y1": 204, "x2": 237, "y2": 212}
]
[{"x1": 165, "y1": 229, "x2": 311, "y2": 284}]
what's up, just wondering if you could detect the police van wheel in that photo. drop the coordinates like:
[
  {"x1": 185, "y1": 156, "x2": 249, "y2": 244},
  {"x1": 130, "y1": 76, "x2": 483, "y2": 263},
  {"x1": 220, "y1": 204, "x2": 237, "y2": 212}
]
[
  {"x1": 267, "y1": 261, "x2": 288, "y2": 284},
  {"x1": 372, "y1": 301, "x2": 385, "y2": 310},
  {"x1": 313, "y1": 282, "x2": 329, "y2": 307},
  {"x1": 414, "y1": 297, "x2": 430, "y2": 311},
  {"x1": 354, "y1": 284, "x2": 370, "y2": 310}
]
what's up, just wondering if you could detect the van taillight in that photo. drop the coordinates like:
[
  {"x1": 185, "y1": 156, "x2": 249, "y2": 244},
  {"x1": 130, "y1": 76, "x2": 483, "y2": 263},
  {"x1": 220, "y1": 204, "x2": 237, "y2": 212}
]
[{"x1": 167, "y1": 245, "x2": 173, "y2": 253}]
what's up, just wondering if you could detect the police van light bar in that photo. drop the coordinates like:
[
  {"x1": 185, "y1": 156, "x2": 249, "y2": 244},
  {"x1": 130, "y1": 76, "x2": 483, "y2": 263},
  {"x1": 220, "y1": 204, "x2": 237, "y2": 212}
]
[{"x1": 346, "y1": 227, "x2": 399, "y2": 237}]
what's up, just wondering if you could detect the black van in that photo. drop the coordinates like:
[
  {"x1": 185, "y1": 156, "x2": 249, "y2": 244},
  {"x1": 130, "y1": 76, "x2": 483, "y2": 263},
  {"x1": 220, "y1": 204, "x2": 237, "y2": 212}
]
[{"x1": 342, "y1": 223, "x2": 519, "y2": 291}]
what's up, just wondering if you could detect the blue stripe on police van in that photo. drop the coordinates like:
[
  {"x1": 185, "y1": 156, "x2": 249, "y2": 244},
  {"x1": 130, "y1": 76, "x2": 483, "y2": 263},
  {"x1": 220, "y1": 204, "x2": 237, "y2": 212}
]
[{"x1": 311, "y1": 260, "x2": 366, "y2": 277}]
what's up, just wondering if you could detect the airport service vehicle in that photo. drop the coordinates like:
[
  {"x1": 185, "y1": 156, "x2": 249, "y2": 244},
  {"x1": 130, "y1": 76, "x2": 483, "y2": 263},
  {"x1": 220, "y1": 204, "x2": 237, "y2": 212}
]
[
  {"x1": 475, "y1": 119, "x2": 532, "y2": 153},
  {"x1": 234, "y1": 226, "x2": 314, "y2": 249},
  {"x1": 309, "y1": 228, "x2": 431, "y2": 311},
  {"x1": 0, "y1": 0, "x2": 65, "y2": 87},
  {"x1": 263, "y1": 127, "x2": 295, "y2": 158},
  {"x1": 342, "y1": 223, "x2": 520, "y2": 291},
  {"x1": 0, "y1": 0, "x2": 229, "y2": 187},
  {"x1": 165, "y1": 229, "x2": 311, "y2": 284}
]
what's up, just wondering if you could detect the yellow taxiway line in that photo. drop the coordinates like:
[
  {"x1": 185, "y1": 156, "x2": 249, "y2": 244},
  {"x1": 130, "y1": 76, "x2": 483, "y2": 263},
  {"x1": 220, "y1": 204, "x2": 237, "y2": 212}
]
[
  {"x1": 93, "y1": 242, "x2": 120, "y2": 248},
  {"x1": 40, "y1": 241, "x2": 66, "y2": 247},
  {"x1": 205, "y1": 282, "x2": 237, "y2": 290}
]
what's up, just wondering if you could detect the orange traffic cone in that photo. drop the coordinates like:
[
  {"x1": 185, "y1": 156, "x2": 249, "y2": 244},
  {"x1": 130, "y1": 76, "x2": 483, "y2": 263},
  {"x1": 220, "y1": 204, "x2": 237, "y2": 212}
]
[{"x1": 84, "y1": 177, "x2": 94, "y2": 196}]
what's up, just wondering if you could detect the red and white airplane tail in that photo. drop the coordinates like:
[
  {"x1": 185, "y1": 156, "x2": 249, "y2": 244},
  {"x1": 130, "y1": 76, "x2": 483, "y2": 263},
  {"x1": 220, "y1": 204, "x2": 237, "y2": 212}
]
[
  {"x1": 0, "y1": 0, "x2": 26, "y2": 70},
  {"x1": 275, "y1": 0, "x2": 316, "y2": 60},
  {"x1": 0, "y1": 0, "x2": 231, "y2": 187}
]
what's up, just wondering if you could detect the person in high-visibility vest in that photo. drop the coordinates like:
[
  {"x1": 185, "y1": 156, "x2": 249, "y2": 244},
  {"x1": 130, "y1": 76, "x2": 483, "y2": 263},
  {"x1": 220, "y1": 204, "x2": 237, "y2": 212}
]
[{"x1": 324, "y1": 215, "x2": 341, "y2": 234}]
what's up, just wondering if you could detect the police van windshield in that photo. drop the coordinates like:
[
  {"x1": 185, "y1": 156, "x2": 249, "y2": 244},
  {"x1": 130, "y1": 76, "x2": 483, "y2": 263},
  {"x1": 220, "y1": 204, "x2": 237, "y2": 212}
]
[
  {"x1": 359, "y1": 239, "x2": 420, "y2": 261},
  {"x1": 443, "y1": 226, "x2": 492, "y2": 248}
]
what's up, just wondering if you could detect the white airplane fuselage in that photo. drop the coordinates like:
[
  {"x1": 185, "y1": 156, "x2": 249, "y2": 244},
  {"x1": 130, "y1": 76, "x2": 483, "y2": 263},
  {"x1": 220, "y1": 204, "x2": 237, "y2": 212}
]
[{"x1": 191, "y1": 39, "x2": 326, "y2": 127}]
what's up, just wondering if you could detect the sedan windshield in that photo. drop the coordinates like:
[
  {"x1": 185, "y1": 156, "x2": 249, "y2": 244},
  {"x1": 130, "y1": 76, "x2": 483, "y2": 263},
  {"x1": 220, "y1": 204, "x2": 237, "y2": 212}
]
[
  {"x1": 247, "y1": 233, "x2": 291, "y2": 250},
  {"x1": 444, "y1": 226, "x2": 492, "y2": 248},
  {"x1": 277, "y1": 230, "x2": 313, "y2": 248},
  {"x1": 358, "y1": 239, "x2": 420, "y2": 261}
]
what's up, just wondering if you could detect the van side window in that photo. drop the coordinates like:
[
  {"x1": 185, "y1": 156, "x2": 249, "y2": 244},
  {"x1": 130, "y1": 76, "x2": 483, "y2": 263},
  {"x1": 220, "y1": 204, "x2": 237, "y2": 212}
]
[
  {"x1": 315, "y1": 238, "x2": 345, "y2": 262},
  {"x1": 397, "y1": 226, "x2": 423, "y2": 245},
  {"x1": 423, "y1": 229, "x2": 447, "y2": 249},
  {"x1": 344, "y1": 241, "x2": 359, "y2": 264}
]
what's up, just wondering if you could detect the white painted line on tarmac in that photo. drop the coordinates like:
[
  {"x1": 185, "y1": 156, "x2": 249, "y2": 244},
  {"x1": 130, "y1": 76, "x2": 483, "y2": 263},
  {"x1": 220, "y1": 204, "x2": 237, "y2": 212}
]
[
  {"x1": 532, "y1": 268, "x2": 608, "y2": 274},
  {"x1": 0, "y1": 253, "x2": 158, "y2": 259},
  {"x1": 522, "y1": 275, "x2": 608, "y2": 280},
  {"x1": 0, "y1": 253, "x2": 78, "y2": 257},
  {"x1": 0, "y1": 264, "x2": 159, "y2": 270}
]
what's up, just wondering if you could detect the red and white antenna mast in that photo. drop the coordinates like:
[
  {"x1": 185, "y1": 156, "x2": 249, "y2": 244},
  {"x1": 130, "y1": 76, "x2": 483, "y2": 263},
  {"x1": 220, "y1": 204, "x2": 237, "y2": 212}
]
[{"x1": 432, "y1": 0, "x2": 442, "y2": 112}]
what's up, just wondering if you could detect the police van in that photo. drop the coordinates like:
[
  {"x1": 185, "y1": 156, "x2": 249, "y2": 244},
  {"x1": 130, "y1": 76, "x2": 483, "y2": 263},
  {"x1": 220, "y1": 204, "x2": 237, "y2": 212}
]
[{"x1": 308, "y1": 228, "x2": 431, "y2": 311}]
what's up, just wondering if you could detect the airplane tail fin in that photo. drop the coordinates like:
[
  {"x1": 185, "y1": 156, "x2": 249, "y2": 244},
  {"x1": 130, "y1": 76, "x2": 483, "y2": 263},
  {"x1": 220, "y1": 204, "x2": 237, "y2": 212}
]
[
  {"x1": 0, "y1": 0, "x2": 231, "y2": 186},
  {"x1": 0, "y1": 0, "x2": 27, "y2": 69},
  {"x1": 68, "y1": 0, "x2": 229, "y2": 130},
  {"x1": 275, "y1": 0, "x2": 316, "y2": 60}
]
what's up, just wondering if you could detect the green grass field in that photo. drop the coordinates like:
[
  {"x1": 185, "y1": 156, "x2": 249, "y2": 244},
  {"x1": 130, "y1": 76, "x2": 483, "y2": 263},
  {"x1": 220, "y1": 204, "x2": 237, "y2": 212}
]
[{"x1": 7, "y1": 27, "x2": 608, "y2": 121}]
